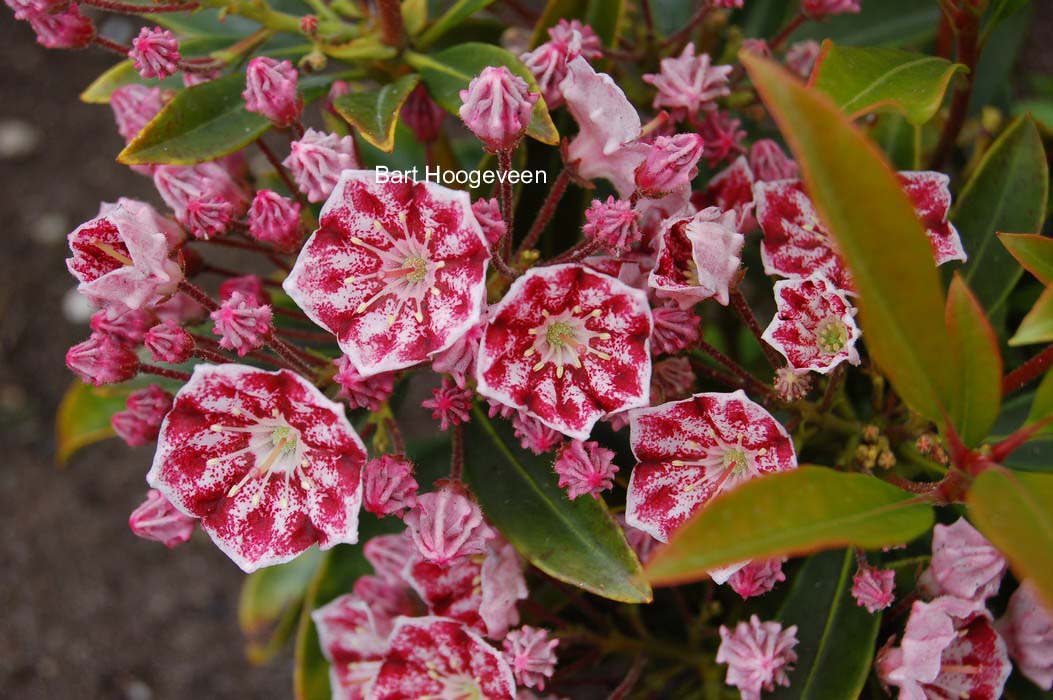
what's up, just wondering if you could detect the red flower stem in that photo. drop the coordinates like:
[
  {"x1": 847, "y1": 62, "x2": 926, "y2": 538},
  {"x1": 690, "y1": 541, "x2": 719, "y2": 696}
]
[
  {"x1": 1002, "y1": 344, "x2": 1053, "y2": 396},
  {"x1": 449, "y1": 423, "x2": 464, "y2": 480},
  {"x1": 93, "y1": 36, "x2": 129, "y2": 56},
  {"x1": 729, "y1": 287, "x2": 782, "y2": 368},
  {"x1": 375, "y1": 0, "x2": 405, "y2": 48},
  {"x1": 688, "y1": 357, "x2": 748, "y2": 392},
  {"x1": 267, "y1": 334, "x2": 316, "y2": 375},
  {"x1": 193, "y1": 346, "x2": 233, "y2": 364},
  {"x1": 488, "y1": 250, "x2": 520, "y2": 279},
  {"x1": 517, "y1": 168, "x2": 570, "y2": 257},
  {"x1": 693, "y1": 343, "x2": 774, "y2": 399},
  {"x1": 547, "y1": 239, "x2": 601, "y2": 266},
  {"x1": 929, "y1": 7, "x2": 981, "y2": 169},
  {"x1": 386, "y1": 416, "x2": 406, "y2": 455},
  {"x1": 139, "y1": 364, "x2": 191, "y2": 381},
  {"x1": 178, "y1": 280, "x2": 219, "y2": 312},
  {"x1": 277, "y1": 327, "x2": 334, "y2": 343},
  {"x1": 609, "y1": 656, "x2": 645, "y2": 700},
  {"x1": 819, "y1": 365, "x2": 844, "y2": 412},
  {"x1": 83, "y1": 0, "x2": 199, "y2": 13},
  {"x1": 256, "y1": 138, "x2": 308, "y2": 209},
  {"x1": 192, "y1": 333, "x2": 293, "y2": 370},
  {"x1": 497, "y1": 149, "x2": 516, "y2": 261},
  {"x1": 770, "y1": 12, "x2": 806, "y2": 52}
]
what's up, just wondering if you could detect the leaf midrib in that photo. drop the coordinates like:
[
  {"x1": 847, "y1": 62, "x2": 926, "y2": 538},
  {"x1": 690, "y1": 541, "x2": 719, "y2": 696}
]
[{"x1": 836, "y1": 56, "x2": 948, "y2": 117}]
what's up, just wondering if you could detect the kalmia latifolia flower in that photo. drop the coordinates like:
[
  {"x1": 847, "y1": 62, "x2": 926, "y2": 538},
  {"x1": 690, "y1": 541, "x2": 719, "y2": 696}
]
[
  {"x1": 402, "y1": 85, "x2": 446, "y2": 143},
  {"x1": 110, "y1": 84, "x2": 165, "y2": 144},
  {"x1": 243, "y1": 56, "x2": 303, "y2": 127},
  {"x1": 248, "y1": 190, "x2": 302, "y2": 251},
  {"x1": 284, "y1": 170, "x2": 490, "y2": 376},
  {"x1": 153, "y1": 162, "x2": 249, "y2": 239},
  {"x1": 472, "y1": 197, "x2": 506, "y2": 247},
  {"x1": 921, "y1": 518, "x2": 1006, "y2": 608},
  {"x1": 404, "y1": 486, "x2": 494, "y2": 565},
  {"x1": 128, "y1": 489, "x2": 196, "y2": 548},
  {"x1": 5, "y1": 0, "x2": 64, "y2": 20},
  {"x1": 477, "y1": 263, "x2": 653, "y2": 440},
  {"x1": 511, "y1": 411, "x2": 563, "y2": 455},
  {"x1": 333, "y1": 355, "x2": 396, "y2": 411},
  {"x1": 145, "y1": 319, "x2": 194, "y2": 363},
  {"x1": 362, "y1": 455, "x2": 418, "y2": 517},
  {"x1": 423, "y1": 377, "x2": 474, "y2": 431},
  {"x1": 90, "y1": 308, "x2": 153, "y2": 346},
  {"x1": 210, "y1": 291, "x2": 273, "y2": 357},
  {"x1": 651, "y1": 357, "x2": 695, "y2": 403},
  {"x1": 698, "y1": 110, "x2": 748, "y2": 167},
  {"x1": 899, "y1": 171, "x2": 967, "y2": 265},
  {"x1": 548, "y1": 19, "x2": 602, "y2": 59},
  {"x1": 146, "y1": 364, "x2": 368, "y2": 572},
  {"x1": 785, "y1": 41, "x2": 821, "y2": 79},
  {"x1": 27, "y1": 4, "x2": 94, "y2": 50},
  {"x1": 762, "y1": 273, "x2": 861, "y2": 374},
  {"x1": 582, "y1": 196, "x2": 641, "y2": 253},
  {"x1": 852, "y1": 563, "x2": 896, "y2": 613},
  {"x1": 521, "y1": 21, "x2": 599, "y2": 109},
  {"x1": 635, "y1": 133, "x2": 705, "y2": 198},
  {"x1": 749, "y1": 139, "x2": 798, "y2": 182},
  {"x1": 459, "y1": 66, "x2": 539, "y2": 153},
  {"x1": 504, "y1": 626, "x2": 558, "y2": 690},
  {"x1": 717, "y1": 616, "x2": 799, "y2": 700},
  {"x1": 774, "y1": 366, "x2": 813, "y2": 403},
  {"x1": 66, "y1": 332, "x2": 139, "y2": 386},
  {"x1": 129, "y1": 27, "x2": 180, "y2": 80},
  {"x1": 803, "y1": 0, "x2": 862, "y2": 19},
  {"x1": 626, "y1": 390, "x2": 797, "y2": 542},
  {"x1": 112, "y1": 384, "x2": 173, "y2": 447},
  {"x1": 219, "y1": 274, "x2": 270, "y2": 306},
  {"x1": 431, "y1": 321, "x2": 483, "y2": 388},
  {"x1": 643, "y1": 43, "x2": 732, "y2": 120},
  {"x1": 311, "y1": 594, "x2": 391, "y2": 700},
  {"x1": 996, "y1": 581, "x2": 1053, "y2": 690},
  {"x1": 649, "y1": 207, "x2": 744, "y2": 308},
  {"x1": 282, "y1": 128, "x2": 360, "y2": 203},
  {"x1": 369, "y1": 617, "x2": 516, "y2": 700},
  {"x1": 650, "y1": 303, "x2": 701, "y2": 355},
  {"x1": 553, "y1": 440, "x2": 618, "y2": 500},
  {"x1": 728, "y1": 558, "x2": 787, "y2": 600},
  {"x1": 702, "y1": 156, "x2": 756, "y2": 231}
]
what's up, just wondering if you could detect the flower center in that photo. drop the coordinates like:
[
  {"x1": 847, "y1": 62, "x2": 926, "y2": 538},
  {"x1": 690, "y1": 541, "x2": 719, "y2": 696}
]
[
  {"x1": 815, "y1": 316, "x2": 849, "y2": 354},
  {"x1": 722, "y1": 446, "x2": 750, "y2": 476},
  {"x1": 422, "y1": 672, "x2": 483, "y2": 700},
  {"x1": 673, "y1": 436, "x2": 766, "y2": 495},
  {"x1": 523, "y1": 306, "x2": 612, "y2": 379}
]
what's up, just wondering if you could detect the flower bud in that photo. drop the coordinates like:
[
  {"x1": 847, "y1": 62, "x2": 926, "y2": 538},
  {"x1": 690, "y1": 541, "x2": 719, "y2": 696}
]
[
  {"x1": 219, "y1": 274, "x2": 270, "y2": 306},
  {"x1": 582, "y1": 196, "x2": 640, "y2": 253},
  {"x1": 282, "y1": 128, "x2": 358, "y2": 204},
  {"x1": 145, "y1": 319, "x2": 194, "y2": 363},
  {"x1": 210, "y1": 291, "x2": 273, "y2": 356},
  {"x1": 90, "y1": 308, "x2": 154, "y2": 346},
  {"x1": 248, "y1": 190, "x2": 302, "y2": 251},
  {"x1": 28, "y1": 4, "x2": 94, "y2": 50},
  {"x1": 402, "y1": 85, "x2": 446, "y2": 143},
  {"x1": 749, "y1": 139, "x2": 798, "y2": 182},
  {"x1": 458, "y1": 66, "x2": 539, "y2": 152},
  {"x1": 333, "y1": 356, "x2": 395, "y2": 411},
  {"x1": 403, "y1": 486, "x2": 494, "y2": 565},
  {"x1": 362, "y1": 455, "x2": 418, "y2": 517},
  {"x1": 110, "y1": 84, "x2": 164, "y2": 144},
  {"x1": 471, "y1": 197, "x2": 505, "y2": 246},
  {"x1": 113, "y1": 385, "x2": 173, "y2": 447},
  {"x1": 129, "y1": 27, "x2": 181, "y2": 80},
  {"x1": 66, "y1": 333, "x2": 139, "y2": 386},
  {"x1": 802, "y1": 0, "x2": 861, "y2": 19},
  {"x1": 635, "y1": 133, "x2": 704, "y2": 197},
  {"x1": 128, "y1": 489, "x2": 195, "y2": 548},
  {"x1": 243, "y1": 57, "x2": 303, "y2": 127}
]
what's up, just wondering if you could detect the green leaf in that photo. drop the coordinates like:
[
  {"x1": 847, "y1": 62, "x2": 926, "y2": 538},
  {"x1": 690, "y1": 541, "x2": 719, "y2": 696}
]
[
  {"x1": 946, "y1": 274, "x2": 1003, "y2": 446},
  {"x1": 81, "y1": 61, "x2": 177, "y2": 105},
  {"x1": 742, "y1": 51, "x2": 955, "y2": 423},
  {"x1": 402, "y1": 0, "x2": 428, "y2": 36},
  {"x1": 1027, "y1": 371, "x2": 1053, "y2": 426},
  {"x1": 529, "y1": 0, "x2": 587, "y2": 48},
  {"x1": 55, "y1": 380, "x2": 133, "y2": 464},
  {"x1": 956, "y1": 117, "x2": 1050, "y2": 315},
  {"x1": 463, "y1": 408, "x2": 651, "y2": 603},
  {"x1": 119, "y1": 73, "x2": 333, "y2": 165},
  {"x1": 790, "y1": 0, "x2": 941, "y2": 48},
  {"x1": 1010, "y1": 285, "x2": 1053, "y2": 346},
  {"x1": 333, "y1": 74, "x2": 420, "y2": 152},
  {"x1": 644, "y1": 467, "x2": 935, "y2": 586},
  {"x1": 770, "y1": 550, "x2": 881, "y2": 700},
  {"x1": 998, "y1": 233, "x2": 1053, "y2": 285},
  {"x1": 405, "y1": 43, "x2": 559, "y2": 146},
  {"x1": 417, "y1": 0, "x2": 496, "y2": 49},
  {"x1": 811, "y1": 42, "x2": 966, "y2": 125},
  {"x1": 584, "y1": 0, "x2": 625, "y2": 47},
  {"x1": 321, "y1": 35, "x2": 397, "y2": 61},
  {"x1": 968, "y1": 468, "x2": 1053, "y2": 608},
  {"x1": 239, "y1": 548, "x2": 324, "y2": 664},
  {"x1": 983, "y1": 0, "x2": 1032, "y2": 42}
]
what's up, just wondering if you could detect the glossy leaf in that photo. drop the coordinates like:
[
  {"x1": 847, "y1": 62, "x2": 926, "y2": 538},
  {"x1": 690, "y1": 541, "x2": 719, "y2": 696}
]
[
  {"x1": 644, "y1": 467, "x2": 934, "y2": 586},
  {"x1": 999, "y1": 233, "x2": 1053, "y2": 285},
  {"x1": 321, "y1": 35, "x2": 397, "y2": 61},
  {"x1": 1027, "y1": 370, "x2": 1053, "y2": 426},
  {"x1": 811, "y1": 42, "x2": 965, "y2": 125},
  {"x1": 239, "y1": 548, "x2": 324, "y2": 664},
  {"x1": 967, "y1": 468, "x2": 1053, "y2": 608},
  {"x1": 956, "y1": 117, "x2": 1049, "y2": 315},
  {"x1": 529, "y1": 0, "x2": 587, "y2": 48},
  {"x1": 743, "y1": 51, "x2": 955, "y2": 422},
  {"x1": 417, "y1": 0, "x2": 496, "y2": 49},
  {"x1": 584, "y1": 0, "x2": 626, "y2": 47},
  {"x1": 790, "y1": 0, "x2": 941, "y2": 48},
  {"x1": 463, "y1": 408, "x2": 651, "y2": 603},
  {"x1": 55, "y1": 380, "x2": 132, "y2": 464},
  {"x1": 1010, "y1": 285, "x2": 1053, "y2": 346},
  {"x1": 402, "y1": 0, "x2": 428, "y2": 36},
  {"x1": 946, "y1": 274, "x2": 1003, "y2": 446},
  {"x1": 405, "y1": 43, "x2": 559, "y2": 145},
  {"x1": 770, "y1": 550, "x2": 881, "y2": 700},
  {"x1": 333, "y1": 74, "x2": 420, "y2": 152}
]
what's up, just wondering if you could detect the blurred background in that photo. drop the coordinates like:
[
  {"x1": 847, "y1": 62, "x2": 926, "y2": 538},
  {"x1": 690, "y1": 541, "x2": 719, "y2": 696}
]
[{"x1": 2, "y1": 3, "x2": 1053, "y2": 699}]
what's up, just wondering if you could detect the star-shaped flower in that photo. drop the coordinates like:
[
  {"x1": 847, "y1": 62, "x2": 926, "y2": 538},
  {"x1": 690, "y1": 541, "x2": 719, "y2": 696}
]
[
  {"x1": 648, "y1": 207, "x2": 744, "y2": 308},
  {"x1": 899, "y1": 171, "x2": 967, "y2": 265},
  {"x1": 312, "y1": 594, "x2": 391, "y2": 700},
  {"x1": 762, "y1": 273, "x2": 861, "y2": 374}
]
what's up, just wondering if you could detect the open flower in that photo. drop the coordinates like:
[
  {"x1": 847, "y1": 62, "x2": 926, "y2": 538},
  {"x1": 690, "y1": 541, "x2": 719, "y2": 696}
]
[
  {"x1": 643, "y1": 43, "x2": 732, "y2": 120},
  {"x1": 649, "y1": 207, "x2": 744, "y2": 308},
  {"x1": 921, "y1": 518, "x2": 1006, "y2": 608},
  {"x1": 996, "y1": 581, "x2": 1053, "y2": 690},
  {"x1": 899, "y1": 171, "x2": 966, "y2": 265},
  {"x1": 311, "y1": 594, "x2": 391, "y2": 700},
  {"x1": 146, "y1": 364, "x2": 367, "y2": 572},
  {"x1": 626, "y1": 390, "x2": 797, "y2": 543},
  {"x1": 284, "y1": 170, "x2": 490, "y2": 377},
  {"x1": 477, "y1": 264, "x2": 652, "y2": 440},
  {"x1": 762, "y1": 273, "x2": 861, "y2": 374}
]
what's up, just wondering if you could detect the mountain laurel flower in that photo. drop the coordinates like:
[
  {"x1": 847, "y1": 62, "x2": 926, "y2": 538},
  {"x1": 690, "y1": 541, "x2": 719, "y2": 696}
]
[
  {"x1": 635, "y1": 133, "x2": 705, "y2": 198},
  {"x1": 128, "y1": 489, "x2": 196, "y2": 548},
  {"x1": 110, "y1": 84, "x2": 165, "y2": 144},
  {"x1": 749, "y1": 139, "x2": 798, "y2": 182},
  {"x1": 548, "y1": 18, "x2": 602, "y2": 59},
  {"x1": 521, "y1": 23, "x2": 592, "y2": 109},
  {"x1": 431, "y1": 320, "x2": 483, "y2": 389},
  {"x1": 282, "y1": 129, "x2": 359, "y2": 203},
  {"x1": 773, "y1": 366, "x2": 813, "y2": 403},
  {"x1": 702, "y1": 156, "x2": 757, "y2": 232},
  {"x1": 996, "y1": 581, "x2": 1053, "y2": 690},
  {"x1": 553, "y1": 440, "x2": 618, "y2": 500},
  {"x1": 248, "y1": 190, "x2": 302, "y2": 251},
  {"x1": 582, "y1": 196, "x2": 641, "y2": 253},
  {"x1": 626, "y1": 390, "x2": 797, "y2": 542},
  {"x1": 472, "y1": 197, "x2": 506, "y2": 247},
  {"x1": 66, "y1": 332, "x2": 140, "y2": 386},
  {"x1": 333, "y1": 355, "x2": 396, "y2": 411},
  {"x1": 504, "y1": 626, "x2": 559, "y2": 690},
  {"x1": 717, "y1": 616, "x2": 799, "y2": 700},
  {"x1": 90, "y1": 308, "x2": 154, "y2": 346},
  {"x1": 477, "y1": 263, "x2": 653, "y2": 440},
  {"x1": 650, "y1": 303, "x2": 701, "y2": 355},
  {"x1": 5, "y1": 0, "x2": 65, "y2": 20},
  {"x1": 402, "y1": 84, "x2": 446, "y2": 143},
  {"x1": 643, "y1": 43, "x2": 732, "y2": 120},
  {"x1": 924, "y1": 517, "x2": 1007, "y2": 606},
  {"x1": 785, "y1": 41, "x2": 821, "y2": 79},
  {"x1": 423, "y1": 377, "x2": 474, "y2": 431},
  {"x1": 219, "y1": 275, "x2": 270, "y2": 306},
  {"x1": 362, "y1": 455, "x2": 418, "y2": 517},
  {"x1": 458, "y1": 66, "x2": 539, "y2": 152},
  {"x1": 243, "y1": 57, "x2": 303, "y2": 127},
  {"x1": 147, "y1": 364, "x2": 368, "y2": 572},
  {"x1": 651, "y1": 357, "x2": 696, "y2": 403},
  {"x1": 129, "y1": 27, "x2": 180, "y2": 80},
  {"x1": 364, "y1": 532, "x2": 415, "y2": 584},
  {"x1": 403, "y1": 486, "x2": 494, "y2": 565},
  {"x1": 153, "y1": 162, "x2": 250, "y2": 239},
  {"x1": 762, "y1": 273, "x2": 861, "y2": 375},
  {"x1": 145, "y1": 319, "x2": 194, "y2": 364},
  {"x1": 112, "y1": 384, "x2": 173, "y2": 447},
  {"x1": 852, "y1": 563, "x2": 896, "y2": 613},
  {"x1": 899, "y1": 171, "x2": 967, "y2": 265},
  {"x1": 511, "y1": 410, "x2": 563, "y2": 455},
  {"x1": 210, "y1": 291, "x2": 273, "y2": 357},
  {"x1": 649, "y1": 207, "x2": 744, "y2": 308},
  {"x1": 27, "y1": 4, "x2": 94, "y2": 50},
  {"x1": 310, "y1": 594, "x2": 391, "y2": 699},
  {"x1": 728, "y1": 558, "x2": 787, "y2": 600},
  {"x1": 803, "y1": 0, "x2": 862, "y2": 19}
]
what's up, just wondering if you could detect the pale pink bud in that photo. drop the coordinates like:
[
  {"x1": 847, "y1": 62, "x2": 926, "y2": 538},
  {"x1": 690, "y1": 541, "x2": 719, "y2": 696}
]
[
  {"x1": 210, "y1": 291, "x2": 273, "y2": 356},
  {"x1": 728, "y1": 558, "x2": 787, "y2": 600},
  {"x1": 110, "y1": 84, "x2": 164, "y2": 144},
  {"x1": 925, "y1": 518, "x2": 1006, "y2": 606},
  {"x1": 520, "y1": 30, "x2": 582, "y2": 109},
  {"x1": 129, "y1": 27, "x2": 181, "y2": 80},
  {"x1": 219, "y1": 274, "x2": 270, "y2": 306},
  {"x1": 422, "y1": 377, "x2": 473, "y2": 431},
  {"x1": 243, "y1": 57, "x2": 303, "y2": 127},
  {"x1": 66, "y1": 333, "x2": 139, "y2": 386},
  {"x1": 698, "y1": 110, "x2": 747, "y2": 167},
  {"x1": 547, "y1": 19, "x2": 602, "y2": 60},
  {"x1": 852, "y1": 563, "x2": 895, "y2": 613},
  {"x1": 90, "y1": 308, "x2": 154, "y2": 346},
  {"x1": 996, "y1": 581, "x2": 1053, "y2": 690},
  {"x1": 402, "y1": 85, "x2": 446, "y2": 143},
  {"x1": 635, "y1": 133, "x2": 704, "y2": 197},
  {"x1": 5, "y1": 0, "x2": 64, "y2": 21},
  {"x1": 112, "y1": 385, "x2": 173, "y2": 446},
  {"x1": 28, "y1": 4, "x2": 94, "y2": 50},
  {"x1": 248, "y1": 190, "x2": 302, "y2": 251},
  {"x1": 651, "y1": 356, "x2": 695, "y2": 402},
  {"x1": 802, "y1": 0, "x2": 861, "y2": 19},
  {"x1": 282, "y1": 128, "x2": 358, "y2": 203},
  {"x1": 786, "y1": 40, "x2": 821, "y2": 79},
  {"x1": 717, "y1": 616, "x2": 799, "y2": 700},
  {"x1": 643, "y1": 43, "x2": 732, "y2": 120},
  {"x1": 511, "y1": 411, "x2": 562, "y2": 455},
  {"x1": 153, "y1": 163, "x2": 249, "y2": 238},
  {"x1": 333, "y1": 356, "x2": 395, "y2": 411},
  {"x1": 553, "y1": 440, "x2": 618, "y2": 500},
  {"x1": 364, "y1": 533, "x2": 415, "y2": 583},
  {"x1": 129, "y1": 489, "x2": 195, "y2": 548},
  {"x1": 472, "y1": 197, "x2": 506, "y2": 246},
  {"x1": 503, "y1": 626, "x2": 559, "y2": 691},
  {"x1": 651, "y1": 303, "x2": 700, "y2": 355},
  {"x1": 582, "y1": 196, "x2": 640, "y2": 253},
  {"x1": 183, "y1": 196, "x2": 233, "y2": 239},
  {"x1": 458, "y1": 66, "x2": 539, "y2": 152},
  {"x1": 403, "y1": 486, "x2": 494, "y2": 564},
  {"x1": 144, "y1": 319, "x2": 194, "y2": 363},
  {"x1": 362, "y1": 455, "x2": 419, "y2": 517},
  {"x1": 749, "y1": 139, "x2": 798, "y2": 182}
]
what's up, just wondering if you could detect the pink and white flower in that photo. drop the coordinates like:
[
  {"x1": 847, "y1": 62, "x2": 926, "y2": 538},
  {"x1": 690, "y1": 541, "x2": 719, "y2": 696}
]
[
  {"x1": 717, "y1": 616, "x2": 799, "y2": 700},
  {"x1": 362, "y1": 455, "x2": 418, "y2": 517},
  {"x1": 110, "y1": 84, "x2": 165, "y2": 144},
  {"x1": 648, "y1": 207, "x2": 744, "y2": 308},
  {"x1": 128, "y1": 489, "x2": 196, "y2": 548},
  {"x1": 90, "y1": 307, "x2": 154, "y2": 346},
  {"x1": 153, "y1": 162, "x2": 250, "y2": 239},
  {"x1": 210, "y1": 291, "x2": 273, "y2": 357},
  {"x1": 145, "y1": 319, "x2": 194, "y2": 363},
  {"x1": 423, "y1": 377, "x2": 474, "y2": 431},
  {"x1": 404, "y1": 486, "x2": 494, "y2": 565},
  {"x1": 921, "y1": 518, "x2": 1006, "y2": 608},
  {"x1": 333, "y1": 356, "x2": 396, "y2": 411},
  {"x1": 476, "y1": 263, "x2": 653, "y2": 440},
  {"x1": 311, "y1": 594, "x2": 390, "y2": 700},
  {"x1": 146, "y1": 364, "x2": 367, "y2": 572},
  {"x1": 458, "y1": 66, "x2": 538, "y2": 153},
  {"x1": 283, "y1": 129, "x2": 360, "y2": 204},
  {"x1": 504, "y1": 626, "x2": 558, "y2": 690},
  {"x1": 553, "y1": 439, "x2": 618, "y2": 500},
  {"x1": 899, "y1": 171, "x2": 966, "y2": 265},
  {"x1": 728, "y1": 558, "x2": 787, "y2": 600},
  {"x1": 248, "y1": 189, "x2": 302, "y2": 251},
  {"x1": 626, "y1": 390, "x2": 797, "y2": 542},
  {"x1": 643, "y1": 43, "x2": 732, "y2": 120},
  {"x1": 243, "y1": 56, "x2": 302, "y2": 128},
  {"x1": 129, "y1": 27, "x2": 180, "y2": 80},
  {"x1": 511, "y1": 411, "x2": 563, "y2": 455},
  {"x1": 635, "y1": 133, "x2": 705, "y2": 198},
  {"x1": 521, "y1": 28, "x2": 583, "y2": 109},
  {"x1": 762, "y1": 273, "x2": 861, "y2": 374},
  {"x1": 27, "y1": 4, "x2": 94, "y2": 49},
  {"x1": 67, "y1": 332, "x2": 140, "y2": 385},
  {"x1": 749, "y1": 140, "x2": 798, "y2": 182},
  {"x1": 284, "y1": 171, "x2": 490, "y2": 376},
  {"x1": 853, "y1": 563, "x2": 896, "y2": 613},
  {"x1": 582, "y1": 196, "x2": 641, "y2": 253},
  {"x1": 996, "y1": 581, "x2": 1053, "y2": 690},
  {"x1": 113, "y1": 384, "x2": 173, "y2": 447},
  {"x1": 548, "y1": 19, "x2": 602, "y2": 60}
]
